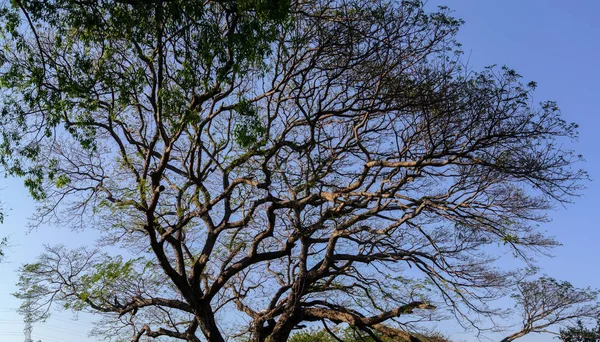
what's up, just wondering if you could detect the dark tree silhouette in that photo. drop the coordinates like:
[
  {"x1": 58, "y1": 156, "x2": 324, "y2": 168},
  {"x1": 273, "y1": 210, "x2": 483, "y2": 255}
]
[{"x1": 560, "y1": 320, "x2": 600, "y2": 342}]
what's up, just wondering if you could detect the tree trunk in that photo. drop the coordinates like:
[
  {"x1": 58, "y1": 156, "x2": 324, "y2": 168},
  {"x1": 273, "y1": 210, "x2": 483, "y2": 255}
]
[{"x1": 197, "y1": 303, "x2": 225, "y2": 342}]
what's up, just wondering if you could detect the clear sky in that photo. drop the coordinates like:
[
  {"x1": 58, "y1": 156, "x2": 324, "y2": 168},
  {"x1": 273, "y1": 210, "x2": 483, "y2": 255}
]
[
  {"x1": 424, "y1": 0, "x2": 600, "y2": 341},
  {"x1": 2, "y1": 1, "x2": 600, "y2": 341},
  {"x1": 0, "y1": 177, "x2": 98, "y2": 342}
]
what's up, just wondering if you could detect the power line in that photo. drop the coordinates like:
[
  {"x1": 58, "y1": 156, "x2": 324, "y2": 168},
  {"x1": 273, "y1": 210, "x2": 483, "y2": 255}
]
[
  {"x1": 0, "y1": 307, "x2": 95, "y2": 328},
  {"x1": 31, "y1": 333, "x2": 75, "y2": 342},
  {"x1": 36, "y1": 324, "x2": 89, "y2": 337},
  {"x1": 46, "y1": 316, "x2": 95, "y2": 329},
  {"x1": 0, "y1": 307, "x2": 98, "y2": 341}
]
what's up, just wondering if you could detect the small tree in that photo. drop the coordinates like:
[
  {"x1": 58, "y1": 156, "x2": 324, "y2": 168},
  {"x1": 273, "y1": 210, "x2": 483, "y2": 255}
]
[
  {"x1": 0, "y1": 236, "x2": 6, "y2": 261},
  {"x1": 560, "y1": 320, "x2": 600, "y2": 342},
  {"x1": 502, "y1": 277, "x2": 600, "y2": 342},
  {"x1": 289, "y1": 328, "x2": 338, "y2": 342},
  {"x1": 289, "y1": 326, "x2": 452, "y2": 342}
]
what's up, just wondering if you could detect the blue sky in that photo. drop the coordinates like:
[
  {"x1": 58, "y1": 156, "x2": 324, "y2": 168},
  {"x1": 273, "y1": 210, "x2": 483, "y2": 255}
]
[
  {"x1": 1, "y1": 1, "x2": 600, "y2": 341},
  {"x1": 424, "y1": 1, "x2": 600, "y2": 341},
  {"x1": 428, "y1": 0, "x2": 600, "y2": 299},
  {"x1": 0, "y1": 177, "x2": 98, "y2": 341}
]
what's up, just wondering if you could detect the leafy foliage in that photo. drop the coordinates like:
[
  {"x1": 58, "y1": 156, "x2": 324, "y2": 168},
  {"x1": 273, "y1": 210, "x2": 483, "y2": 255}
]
[
  {"x1": 289, "y1": 326, "x2": 452, "y2": 342},
  {"x1": 0, "y1": 236, "x2": 6, "y2": 260},
  {"x1": 560, "y1": 320, "x2": 600, "y2": 342},
  {"x1": 233, "y1": 98, "x2": 267, "y2": 148}
]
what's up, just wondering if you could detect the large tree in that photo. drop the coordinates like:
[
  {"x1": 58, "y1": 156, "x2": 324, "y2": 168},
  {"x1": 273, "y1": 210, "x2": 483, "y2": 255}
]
[{"x1": 0, "y1": 0, "x2": 587, "y2": 341}]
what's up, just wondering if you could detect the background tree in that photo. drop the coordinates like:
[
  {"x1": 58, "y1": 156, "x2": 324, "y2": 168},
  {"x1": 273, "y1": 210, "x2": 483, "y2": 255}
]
[
  {"x1": 288, "y1": 326, "x2": 452, "y2": 342},
  {"x1": 559, "y1": 320, "x2": 600, "y2": 342},
  {"x1": 0, "y1": 0, "x2": 587, "y2": 341},
  {"x1": 0, "y1": 236, "x2": 5, "y2": 261},
  {"x1": 502, "y1": 277, "x2": 600, "y2": 342},
  {"x1": 0, "y1": 201, "x2": 5, "y2": 262}
]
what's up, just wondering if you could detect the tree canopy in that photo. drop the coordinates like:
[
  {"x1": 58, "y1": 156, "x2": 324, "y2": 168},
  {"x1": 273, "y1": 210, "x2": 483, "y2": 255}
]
[
  {"x1": 0, "y1": 0, "x2": 590, "y2": 341},
  {"x1": 560, "y1": 320, "x2": 600, "y2": 342},
  {"x1": 288, "y1": 326, "x2": 451, "y2": 342},
  {"x1": 502, "y1": 277, "x2": 600, "y2": 342}
]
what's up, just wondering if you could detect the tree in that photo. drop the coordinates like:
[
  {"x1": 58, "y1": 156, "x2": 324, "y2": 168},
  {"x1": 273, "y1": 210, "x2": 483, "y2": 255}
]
[
  {"x1": 0, "y1": 0, "x2": 586, "y2": 341},
  {"x1": 0, "y1": 236, "x2": 6, "y2": 261},
  {"x1": 502, "y1": 277, "x2": 600, "y2": 342},
  {"x1": 0, "y1": 201, "x2": 5, "y2": 262},
  {"x1": 560, "y1": 320, "x2": 600, "y2": 342},
  {"x1": 288, "y1": 326, "x2": 452, "y2": 342}
]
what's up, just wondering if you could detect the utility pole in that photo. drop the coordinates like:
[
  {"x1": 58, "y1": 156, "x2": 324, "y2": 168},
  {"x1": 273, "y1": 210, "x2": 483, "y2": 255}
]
[
  {"x1": 23, "y1": 319, "x2": 33, "y2": 342},
  {"x1": 22, "y1": 295, "x2": 36, "y2": 342}
]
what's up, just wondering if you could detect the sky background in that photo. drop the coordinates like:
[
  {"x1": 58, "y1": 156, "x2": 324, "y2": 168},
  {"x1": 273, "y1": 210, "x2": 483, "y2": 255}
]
[{"x1": 2, "y1": 0, "x2": 600, "y2": 341}]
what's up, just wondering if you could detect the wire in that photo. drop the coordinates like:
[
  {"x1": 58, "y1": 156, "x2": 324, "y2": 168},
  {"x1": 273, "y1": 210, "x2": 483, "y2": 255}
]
[{"x1": 37, "y1": 324, "x2": 89, "y2": 337}]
